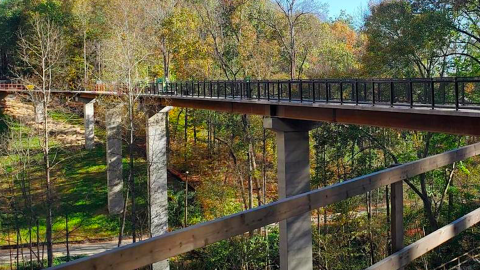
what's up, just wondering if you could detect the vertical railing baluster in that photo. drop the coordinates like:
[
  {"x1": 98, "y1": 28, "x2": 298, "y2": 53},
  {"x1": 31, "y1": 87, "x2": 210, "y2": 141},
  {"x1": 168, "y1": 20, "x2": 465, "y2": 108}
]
[
  {"x1": 278, "y1": 80, "x2": 281, "y2": 101},
  {"x1": 390, "y1": 81, "x2": 395, "y2": 107},
  {"x1": 312, "y1": 81, "x2": 316, "y2": 103},
  {"x1": 355, "y1": 80, "x2": 359, "y2": 105},
  {"x1": 409, "y1": 80, "x2": 414, "y2": 108},
  {"x1": 257, "y1": 81, "x2": 261, "y2": 100},
  {"x1": 267, "y1": 82, "x2": 270, "y2": 101},
  {"x1": 372, "y1": 81, "x2": 375, "y2": 105},
  {"x1": 224, "y1": 81, "x2": 227, "y2": 99},
  {"x1": 340, "y1": 82, "x2": 343, "y2": 104},
  {"x1": 210, "y1": 82, "x2": 213, "y2": 98},
  {"x1": 288, "y1": 81, "x2": 292, "y2": 102},
  {"x1": 455, "y1": 78, "x2": 459, "y2": 110},
  {"x1": 326, "y1": 81, "x2": 330, "y2": 103},
  {"x1": 431, "y1": 78, "x2": 435, "y2": 109},
  {"x1": 240, "y1": 81, "x2": 243, "y2": 99},
  {"x1": 300, "y1": 80, "x2": 303, "y2": 103}
]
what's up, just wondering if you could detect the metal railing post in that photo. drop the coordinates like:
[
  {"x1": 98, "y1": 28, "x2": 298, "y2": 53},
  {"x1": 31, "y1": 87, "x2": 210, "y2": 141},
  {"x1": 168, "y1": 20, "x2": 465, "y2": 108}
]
[
  {"x1": 355, "y1": 80, "x2": 359, "y2": 105},
  {"x1": 372, "y1": 81, "x2": 375, "y2": 105},
  {"x1": 455, "y1": 78, "x2": 459, "y2": 110},
  {"x1": 409, "y1": 80, "x2": 414, "y2": 108},
  {"x1": 300, "y1": 80, "x2": 303, "y2": 103},
  {"x1": 288, "y1": 81, "x2": 292, "y2": 102},
  {"x1": 390, "y1": 81, "x2": 395, "y2": 107},
  {"x1": 431, "y1": 79, "x2": 435, "y2": 109},
  {"x1": 340, "y1": 82, "x2": 344, "y2": 104}
]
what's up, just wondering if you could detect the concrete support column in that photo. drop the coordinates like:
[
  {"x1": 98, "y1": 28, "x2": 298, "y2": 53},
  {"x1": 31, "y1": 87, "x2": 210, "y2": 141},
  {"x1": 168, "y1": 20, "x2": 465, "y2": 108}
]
[
  {"x1": 34, "y1": 101, "x2": 45, "y2": 123},
  {"x1": 84, "y1": 100, "x2": 95, "y2": 150},
  {"x1": 264, "y1": 118, "x2": 318, "y2": 270},
  {"x1": 146, "y1": 106, "x2": 172, "y2": 270},
  {"x1": 106, "y1": 106, "x2": 124, "y2": 215},
  {"x1": 0, "y1": 92, "x2": 7, "y2": 113}
]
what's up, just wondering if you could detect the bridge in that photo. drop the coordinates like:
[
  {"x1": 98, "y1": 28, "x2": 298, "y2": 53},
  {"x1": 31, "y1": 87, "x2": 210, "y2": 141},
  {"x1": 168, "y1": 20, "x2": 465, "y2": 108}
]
[{"x1": 1, "y1": 77, "x2": 480, "y2": 270}]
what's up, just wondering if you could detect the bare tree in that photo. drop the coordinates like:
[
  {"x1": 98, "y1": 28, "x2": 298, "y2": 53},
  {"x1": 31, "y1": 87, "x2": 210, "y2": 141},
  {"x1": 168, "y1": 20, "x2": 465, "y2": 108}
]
[
  {"x1": 16, "y1": 16, "x2": 64, "y2": 267},
  {"x1": 104, "y1": 0, "x2": 152, "y2": 243},
  {"x1": 143, "y1": 0, "x2": 178, "y2": 80},
  {"x1": 73, "y1": 0, "x2": 93, "y2": 88},
  {"x1": 265, "y1": 0, "x2": 324, "y2": 79}
]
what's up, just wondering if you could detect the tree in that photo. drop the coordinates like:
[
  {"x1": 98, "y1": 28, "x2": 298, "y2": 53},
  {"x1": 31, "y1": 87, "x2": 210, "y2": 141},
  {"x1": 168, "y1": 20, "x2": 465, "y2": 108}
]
[
  {"x1": 16, "y1": 15, "x2": 64, "y2": 267},
  {"x1": 412, "y1": 0, "x2": 480, "y2": 75},
  {"x1": 72, "y1": 0, "x2": 93, "y2": 87},
  {"x1": 363, "y1": 1, "x2": 451, "y2": 78},
  {"x1": 264, "y1": 0, "x2": 324, "y2": 79},
  {"x1": 104, "y1": 0, "x2": 152, "y2": 244}
]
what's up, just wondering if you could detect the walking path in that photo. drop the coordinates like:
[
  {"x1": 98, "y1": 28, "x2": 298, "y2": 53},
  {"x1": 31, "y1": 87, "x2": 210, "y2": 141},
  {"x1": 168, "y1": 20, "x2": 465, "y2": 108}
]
[{"x1": 0, "y1": 239, "x2": 134, "y2": 266}]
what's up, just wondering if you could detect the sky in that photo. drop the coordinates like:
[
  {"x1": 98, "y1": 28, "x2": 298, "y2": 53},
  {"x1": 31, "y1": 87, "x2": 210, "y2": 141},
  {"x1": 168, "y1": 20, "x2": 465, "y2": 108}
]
[{"x1": 323, "y1": 0, "x2": 370, "y2": 20}]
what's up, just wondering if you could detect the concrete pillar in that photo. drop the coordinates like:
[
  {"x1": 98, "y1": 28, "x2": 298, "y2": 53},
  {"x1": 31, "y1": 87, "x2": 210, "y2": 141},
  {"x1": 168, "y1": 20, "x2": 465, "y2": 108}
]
[
  {"x1": 0, "y1": 92, "x2": 7, "y2": 113},
  {"x1": 146, "y1": 106, "x2": 172, "y2": 270},
  {"x1": 34, "y1": 101, "x2": 45, "y2": 123},
  {"x1": 264, "y1": 118, "x2": 318, "y2": 270},
  {"x1": 84, "y1": 100, "x2": 95, "y2": 150},
  {"x1": 106, "y1": 106, "x2": 124, "y2": 215}
]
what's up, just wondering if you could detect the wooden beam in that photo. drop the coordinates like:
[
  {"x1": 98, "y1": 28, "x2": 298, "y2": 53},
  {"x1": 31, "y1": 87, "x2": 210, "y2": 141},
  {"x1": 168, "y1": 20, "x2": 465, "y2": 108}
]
[
  {"x1": 48, "y1": 142, "x2": 480, "y2": 270},
  {"x1": 367, "y1": 207, "x2": 480, "y2": 270}
]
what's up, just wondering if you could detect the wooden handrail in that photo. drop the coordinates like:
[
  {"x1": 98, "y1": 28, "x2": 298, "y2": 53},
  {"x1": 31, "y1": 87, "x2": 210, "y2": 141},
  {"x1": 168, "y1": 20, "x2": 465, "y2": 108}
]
[
  {"x1": 367, "y1": 207, "x2": 480, "y2": 270},
  {"x1": 48, "y1": 142, "x2": 480, "y2": 270}
]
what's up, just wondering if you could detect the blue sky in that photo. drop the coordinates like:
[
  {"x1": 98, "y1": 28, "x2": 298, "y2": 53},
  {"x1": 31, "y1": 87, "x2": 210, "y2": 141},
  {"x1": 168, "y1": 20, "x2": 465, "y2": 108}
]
[{"x1": 323, "y1": 0, "x2": 370, "y2": 20}]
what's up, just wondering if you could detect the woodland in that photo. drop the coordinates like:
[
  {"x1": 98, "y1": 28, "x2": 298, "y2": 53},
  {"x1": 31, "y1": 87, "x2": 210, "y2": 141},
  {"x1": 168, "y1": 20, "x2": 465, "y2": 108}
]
[{"x1": 1, "y1": 0, "x2": 480, "y2": 269}]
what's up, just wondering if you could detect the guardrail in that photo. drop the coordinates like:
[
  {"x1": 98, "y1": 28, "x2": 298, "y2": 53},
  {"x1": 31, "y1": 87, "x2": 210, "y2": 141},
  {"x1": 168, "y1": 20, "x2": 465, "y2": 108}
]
[
  {"x1": 145, "y1": 77, "x2": 480, "y2": 110},
  {"x1": 3, "y1": 77, "x2": 480, "y2": 110},
  {"x1": 49, "y1": 142, "x2": 480, "y2": 270}
]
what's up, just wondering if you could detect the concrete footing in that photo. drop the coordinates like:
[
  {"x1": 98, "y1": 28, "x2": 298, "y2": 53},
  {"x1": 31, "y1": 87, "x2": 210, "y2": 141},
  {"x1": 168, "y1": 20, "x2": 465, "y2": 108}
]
[
  {"x1": 264, "y1": 118, "x2": 318, "y2": 270},
  {"x1": 146, "y1": 106, "x2": 172, "y2": 270},
  {"x1": 106, "y1": 106, "x2": 124, "y2": 215},
  {"x1": 84, "y1": 100, "x2": 95, "y2": 150}
]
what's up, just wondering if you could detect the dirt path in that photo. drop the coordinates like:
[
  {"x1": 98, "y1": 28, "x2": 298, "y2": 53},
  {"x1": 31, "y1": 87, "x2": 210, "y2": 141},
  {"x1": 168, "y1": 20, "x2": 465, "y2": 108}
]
[{"x1": 0, "y1": 239, "x2": 134, "y2": 266}]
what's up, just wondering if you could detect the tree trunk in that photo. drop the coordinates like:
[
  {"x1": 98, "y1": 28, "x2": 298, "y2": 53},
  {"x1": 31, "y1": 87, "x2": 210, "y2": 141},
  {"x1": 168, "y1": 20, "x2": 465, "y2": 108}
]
[
  {"x1": 128, "y1": 93, "x2": 136, "y2": 243},
  {"x1": 65, "y1": 212, "x2": 70, "y2": 262}
]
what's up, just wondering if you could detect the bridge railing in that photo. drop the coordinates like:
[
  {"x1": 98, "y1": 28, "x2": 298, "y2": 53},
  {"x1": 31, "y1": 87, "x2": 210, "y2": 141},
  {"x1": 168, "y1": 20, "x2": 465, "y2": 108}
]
[
  {"x1": 49, "y1": 142, "x2": 480, "y2": 270},
  {"x1": 145, "y1": 77, "x2": 480, "y2": 110}
]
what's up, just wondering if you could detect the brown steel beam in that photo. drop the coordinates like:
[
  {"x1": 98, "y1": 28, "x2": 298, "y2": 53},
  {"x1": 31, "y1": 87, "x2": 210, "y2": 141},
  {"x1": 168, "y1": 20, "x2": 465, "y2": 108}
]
[{"x1": 158, "y1": 97, "x2": 480, "y2": 136}]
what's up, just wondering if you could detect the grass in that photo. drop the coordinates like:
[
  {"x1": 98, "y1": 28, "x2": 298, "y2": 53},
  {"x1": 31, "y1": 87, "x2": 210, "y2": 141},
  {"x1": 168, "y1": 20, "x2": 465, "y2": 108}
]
[{"x1": 0, "y1": 108, "x2": 126, "y2": 246}]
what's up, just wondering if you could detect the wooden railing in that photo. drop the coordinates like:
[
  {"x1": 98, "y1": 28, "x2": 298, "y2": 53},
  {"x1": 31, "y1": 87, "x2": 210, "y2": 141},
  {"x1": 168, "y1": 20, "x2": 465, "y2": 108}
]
[
  {"x1": 367, "y1": 207, "x2": 480, "y2": 270},
  {"x1": 48, "y1": 142, "x2": 480, "y2": 270}
]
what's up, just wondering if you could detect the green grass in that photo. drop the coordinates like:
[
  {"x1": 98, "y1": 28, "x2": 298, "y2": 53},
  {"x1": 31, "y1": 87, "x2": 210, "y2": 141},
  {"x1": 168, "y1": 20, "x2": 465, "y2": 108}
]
[{"x1": 0, "y1": 108, "x2": 123, "y2": 245}]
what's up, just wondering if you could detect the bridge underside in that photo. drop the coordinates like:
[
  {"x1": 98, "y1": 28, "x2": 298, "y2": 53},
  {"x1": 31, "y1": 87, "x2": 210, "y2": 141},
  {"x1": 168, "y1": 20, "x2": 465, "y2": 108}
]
[
  {"x1": 2, "y1": 89, "x2": 479, "y2": 136},
  {"x1": 155, "y1": 96, "x2": 480, "y2": 136}
]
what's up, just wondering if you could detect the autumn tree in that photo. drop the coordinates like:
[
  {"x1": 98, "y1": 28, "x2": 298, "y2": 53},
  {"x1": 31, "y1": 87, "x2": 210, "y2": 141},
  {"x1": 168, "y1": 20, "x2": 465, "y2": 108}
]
[
  {"x1": 16, "y1": 15, "x2": 64, "y2": 267},
  {"x1": 363, "y1": 1, "x2": 451, "y2": 78}
]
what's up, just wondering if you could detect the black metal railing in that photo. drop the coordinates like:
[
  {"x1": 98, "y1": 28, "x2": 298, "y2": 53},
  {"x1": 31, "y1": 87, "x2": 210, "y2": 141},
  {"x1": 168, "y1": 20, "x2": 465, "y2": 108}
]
[{"x1": 144, "y1": 77, "x2": 480, "y2": 110}]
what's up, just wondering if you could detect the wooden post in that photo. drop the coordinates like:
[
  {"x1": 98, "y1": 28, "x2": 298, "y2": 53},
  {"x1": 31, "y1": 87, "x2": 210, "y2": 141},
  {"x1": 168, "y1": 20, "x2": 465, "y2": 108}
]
[{"x1": 391, "y1": 181, "x2": 404, "y2": 254}]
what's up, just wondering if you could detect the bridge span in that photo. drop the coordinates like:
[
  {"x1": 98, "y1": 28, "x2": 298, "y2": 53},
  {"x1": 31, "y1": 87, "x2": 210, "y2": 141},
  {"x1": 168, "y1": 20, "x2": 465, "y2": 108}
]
[{"x1": 3, "y1": 77, "x2": 480, "y2": 135}]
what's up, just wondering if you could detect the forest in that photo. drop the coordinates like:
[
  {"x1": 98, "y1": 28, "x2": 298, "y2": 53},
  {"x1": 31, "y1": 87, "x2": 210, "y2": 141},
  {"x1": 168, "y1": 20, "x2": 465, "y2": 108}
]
[{"x1": 1, "y1": 0, "x2": 480, "y2": 269}]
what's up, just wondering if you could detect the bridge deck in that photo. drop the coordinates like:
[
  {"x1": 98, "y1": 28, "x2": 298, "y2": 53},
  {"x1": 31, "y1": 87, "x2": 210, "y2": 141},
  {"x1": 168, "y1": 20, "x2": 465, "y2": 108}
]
[{"x1": 2, "y1": 77, "x2": 480, "y2": 136}]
